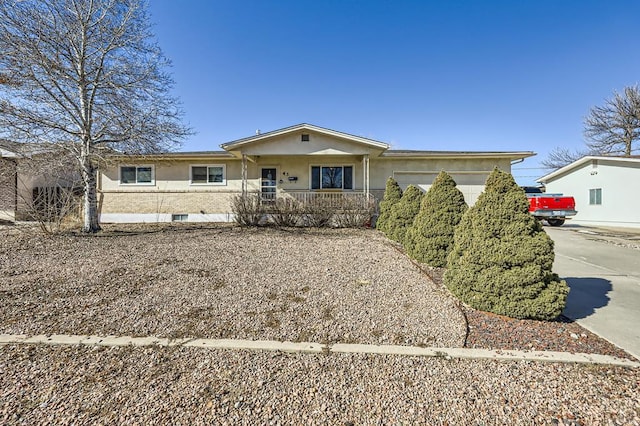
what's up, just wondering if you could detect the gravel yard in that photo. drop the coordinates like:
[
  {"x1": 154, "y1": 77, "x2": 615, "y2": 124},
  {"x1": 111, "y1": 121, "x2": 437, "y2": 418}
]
[
  {"x1": 1, "y1": 344, "x2": 638, "y2": 425},
  {"x1": 1, "y1": 224, "x2": 638, "y2": 424},
  {"x1": 0, "y1": 225, "x2": 465, "y2": 347}
]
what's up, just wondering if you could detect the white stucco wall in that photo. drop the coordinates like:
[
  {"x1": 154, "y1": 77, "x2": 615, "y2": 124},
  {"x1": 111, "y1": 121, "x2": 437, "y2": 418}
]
[{"x1": 543, "y1": 159, "x2": 640, "y2": 228}]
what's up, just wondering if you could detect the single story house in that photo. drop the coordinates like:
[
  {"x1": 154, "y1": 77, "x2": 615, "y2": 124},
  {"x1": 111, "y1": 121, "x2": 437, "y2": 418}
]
[
  {"x1": 98, "y1": 123, "x2": 534, "y2": 223},
  {"x1": 537, "y1": 155, "x2": 640, "y2": 229}
]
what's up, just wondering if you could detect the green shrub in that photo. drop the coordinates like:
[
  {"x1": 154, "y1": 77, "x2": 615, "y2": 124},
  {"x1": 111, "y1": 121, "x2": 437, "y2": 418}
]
[
  {"x1": 385, "y1": 184, "x2": 423, "y2": 243},
  {"x1": 405, "y1": 171, "x2": 468, "y2": 267},
  {"x1": 444, "y1": 168, "x2": 569, "y2": 320},
  {"x1": 376, "y1": 177, "x2": 402, "y2": 233}
]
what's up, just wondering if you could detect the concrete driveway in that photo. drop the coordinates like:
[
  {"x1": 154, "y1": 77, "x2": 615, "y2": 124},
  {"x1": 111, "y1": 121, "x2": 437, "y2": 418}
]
[{"x1": 545, "y1": 225, "x2": 640, "y2": 360}]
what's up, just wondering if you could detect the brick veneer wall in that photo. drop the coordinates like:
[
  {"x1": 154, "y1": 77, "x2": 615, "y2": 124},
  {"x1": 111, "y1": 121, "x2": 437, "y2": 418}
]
[{"x1": 99, "y1": 191, "x2": 236, "y2": 215}]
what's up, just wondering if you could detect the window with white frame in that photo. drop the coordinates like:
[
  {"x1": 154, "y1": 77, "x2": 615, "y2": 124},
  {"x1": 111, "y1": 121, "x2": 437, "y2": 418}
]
[
  {"x1": 589, "y1": 188, "x2": 602, "y2": 205},
  {"x1": 120, "y1": 165, "x2": 154, "y2": 184},
  {"x1": 310, "y1": 166, "x2": 353, "y2": 190},
  {"x1": 190, "y1": 164, "x2": 226, "y2": 185}
]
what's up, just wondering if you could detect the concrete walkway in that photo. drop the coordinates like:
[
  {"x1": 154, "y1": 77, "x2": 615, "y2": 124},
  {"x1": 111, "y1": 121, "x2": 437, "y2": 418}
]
[
  {"x1": 1, "y1": 333, "x2": 637, "y2": 368},
  {"x1": 546, "y1": 226, "x2": 640, "y2": 360}
]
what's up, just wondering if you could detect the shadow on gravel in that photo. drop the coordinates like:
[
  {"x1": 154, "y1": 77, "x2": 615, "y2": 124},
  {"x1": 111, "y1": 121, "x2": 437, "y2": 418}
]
[{"x1": 562, "y1": 277, "x2": 612, "y2": 320}]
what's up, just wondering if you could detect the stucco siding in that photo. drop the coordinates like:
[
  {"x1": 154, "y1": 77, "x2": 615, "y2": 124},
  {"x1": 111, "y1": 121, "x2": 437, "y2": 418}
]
[
  {"x1": 229, "y1": 131, "x2": 384, "y2": 156},
  {"x1": 369, "y1": 158, "x2": 511, "y2": 205},
  {"x1": 544, "y1": 159, "x2": 640, "y2": 228},
  {"x1": 101, "y1": 160, "x2": 244, "y2": 192}
]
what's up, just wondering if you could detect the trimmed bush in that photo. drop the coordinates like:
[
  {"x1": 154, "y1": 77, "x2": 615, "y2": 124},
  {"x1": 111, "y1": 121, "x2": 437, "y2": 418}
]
[
  {"x1": 333, "y1": 197, "x2": 377, "y2": 228},
  {"x1": 231, "y1": 194, "x2": 263, "y2": 226},
  {"x1": 303, "y1": 197, "x2": 335, "y2": 228},
  {"x1": 269, "y1": 197, "x2": 304, "y2": 227},
  {"x1": 444, "y1": 168, "x2": 569, "y2": 321},
  {"x1": 375, "y1": 177, "x2": 402, "y2": 233},
  {"x1": 405, "y1": 171, "x2": 468, "y2": 267},
  {"x1": 385, "y1": 184, "x2": 423, "y2": 243}
]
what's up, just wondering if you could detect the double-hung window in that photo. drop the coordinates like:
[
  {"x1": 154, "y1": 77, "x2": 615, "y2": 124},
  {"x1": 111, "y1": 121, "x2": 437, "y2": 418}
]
[
  {"x1": 191, "y1": 165, "x2": 226, "y2": 185},
  {"x1": 120, "y1": 165, "x2": 153, "y2": 185},
  {"x1": 311, "y1": 166, "x2": 353, "y2": 190}
]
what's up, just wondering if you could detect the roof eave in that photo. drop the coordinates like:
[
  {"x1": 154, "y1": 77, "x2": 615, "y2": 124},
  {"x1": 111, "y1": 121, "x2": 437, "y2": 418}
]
[
  {"x1": 537, "y1": 155, "x2": 640, "y2": 183},
  {"x1": 380, "y1": 151, "x2": 536, "y2": 160}
]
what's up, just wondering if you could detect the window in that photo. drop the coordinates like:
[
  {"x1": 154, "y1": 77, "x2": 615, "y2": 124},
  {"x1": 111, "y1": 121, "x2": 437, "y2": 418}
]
[
  {"x1": 311, "y1": 166, "x2": 353, "y2": 190},
  {"x1": 190, "y1": 165, "x2": 226, "y2": 185},
  {"x1": 589, "y1": 188, "x2": 602, "y2": 205},
  {"x1": 171, "y1": 214, "x2": 189, "y2": 222},
  {"x1": 120, "y1": 165, "x2": 153, "y2": 184},
  {"x1": 301, "y1": 134, "x2": 310, "y2": 142}
]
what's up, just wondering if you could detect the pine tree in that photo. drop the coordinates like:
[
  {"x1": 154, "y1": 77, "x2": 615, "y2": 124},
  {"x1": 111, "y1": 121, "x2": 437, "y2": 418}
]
[
  {"x1": 385, "y1": 185, "x2": 423, "y2": 243},
  {"x1": 376, "y1": 177, "x2": 403, "y2": 233},
  {"x1": 444, "y1": 168, "x2": 569, "y2": 320},
  {"x1": 405, "y1": 171, "x2": 467, "y2": 267}
]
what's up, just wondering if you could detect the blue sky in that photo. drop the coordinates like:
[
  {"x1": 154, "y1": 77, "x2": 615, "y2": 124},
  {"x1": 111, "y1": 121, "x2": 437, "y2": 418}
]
[{"x1": 148, "y1": 1, "x2": 640, "y2": 185}]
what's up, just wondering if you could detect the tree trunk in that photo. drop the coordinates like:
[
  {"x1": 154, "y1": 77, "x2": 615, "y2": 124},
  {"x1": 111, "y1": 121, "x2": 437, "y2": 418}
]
[{"x1": 81, "y1": 155, "x2": 101, "y2": 233}]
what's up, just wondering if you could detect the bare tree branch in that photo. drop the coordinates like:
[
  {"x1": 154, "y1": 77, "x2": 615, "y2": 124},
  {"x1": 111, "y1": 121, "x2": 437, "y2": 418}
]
[
  {"x1": 584, "y1": 85, "x2": 640, "y2": 157},
  {"x1": 0, "y1": 0, "x2": 192, "y2": 232},
  {"x1": 540, "y1": 147, "x2": 591, "y2": 170},
  {"x1": 542, "y1": 84, "x2": 640, "y2": 171}
]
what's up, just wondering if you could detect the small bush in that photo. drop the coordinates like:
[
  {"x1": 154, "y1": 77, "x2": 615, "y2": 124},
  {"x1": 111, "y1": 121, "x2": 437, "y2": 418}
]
[
  {"x1": 333, "y1": 197, "x2": 377, "y2": 228},
  {"x1": 269, "y1": 197, "x2": 304, "y2": 227},
  {"x1": 405, "y1": 171, "x2": 467, "y2": 267},
  {"x1": 376, "y1": 177, "x2": 402, "y2": 233},
  {"x1": 385, "y1": 185, "x2": 423, "y2": 243},
  {"x1": 444, "y1": 168, "x2": 569, "y2": 321},
  {"x1": 303, "y1": 197, "x2": 335, "y2": 228},
  {"x1": 231, "y1": 194, "x2": 263, "y2": 226}
]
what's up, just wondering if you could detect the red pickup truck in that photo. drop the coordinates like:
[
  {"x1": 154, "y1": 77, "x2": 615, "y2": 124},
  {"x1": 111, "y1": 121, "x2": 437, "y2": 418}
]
[{"x1": 522, "y1": 187, "x2": 577, "y2": 227}]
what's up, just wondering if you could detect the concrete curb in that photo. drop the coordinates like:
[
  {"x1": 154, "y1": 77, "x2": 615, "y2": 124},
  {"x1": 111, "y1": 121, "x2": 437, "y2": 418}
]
[{"x1": 1, "y1": 334, "x2": 637, "y2": 368}]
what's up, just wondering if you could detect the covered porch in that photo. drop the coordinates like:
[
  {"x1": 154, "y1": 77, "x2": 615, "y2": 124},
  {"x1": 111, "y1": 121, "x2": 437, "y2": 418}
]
[{"x1": 237, "y1": 153, "x2": 375, "y2": 207}]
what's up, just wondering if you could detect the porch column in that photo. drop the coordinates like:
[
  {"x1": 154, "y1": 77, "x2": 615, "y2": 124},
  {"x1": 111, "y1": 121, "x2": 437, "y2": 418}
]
[
  {"x1": 241, "y1": 153, "x2": 247, "y2": 196},
  {"x1": 363, "y1": 154, "x2": 370, "y2": 199}
]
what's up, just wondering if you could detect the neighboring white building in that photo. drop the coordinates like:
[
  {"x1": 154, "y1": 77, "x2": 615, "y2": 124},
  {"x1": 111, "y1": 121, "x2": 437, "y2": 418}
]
[{"x1": 537, "y1": 156, "x2": 640, "y2": 229}]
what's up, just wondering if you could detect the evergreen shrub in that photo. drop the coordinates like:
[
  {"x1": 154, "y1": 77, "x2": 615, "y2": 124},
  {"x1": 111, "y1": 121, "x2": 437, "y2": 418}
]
[
  {"x1": 385, "y1": 184, "x2": 423, "y2": 243},
  {"x1": 405, "y1": 171, "x2": 467, "y2": 267},
  {"x1": 375, "y1": 177, "x2": 402, "y2": 233},
  {"x1": 444, "y1": 168, "x2": 569, "y2": 320}
]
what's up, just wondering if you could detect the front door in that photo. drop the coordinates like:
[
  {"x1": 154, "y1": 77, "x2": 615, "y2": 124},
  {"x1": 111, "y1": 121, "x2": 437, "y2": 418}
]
[{"x1": 261, "y1": 168, "x2": 277, "y2": 202}]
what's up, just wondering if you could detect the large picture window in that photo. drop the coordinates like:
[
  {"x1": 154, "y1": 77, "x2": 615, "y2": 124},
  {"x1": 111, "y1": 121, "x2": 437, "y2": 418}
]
[
  {"x1": 191, "y1": 165, "x2": 226, "y2": 185},
  {"x1": 311, "y1": 166, "x2": 353, "y2": 190},
  {"x1": 120, "y1": 165, "x2": 153, "y2": 184}
]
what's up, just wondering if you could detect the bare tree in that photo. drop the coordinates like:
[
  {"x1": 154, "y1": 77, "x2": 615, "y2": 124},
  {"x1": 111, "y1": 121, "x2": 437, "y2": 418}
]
[
  {"x1": 0, "y1": 0, "x2": 191, "y2": 233},
  {"x1": 542, "y1": 85, "x2": 640, "y2": 170},
  {"x1": 584, "y1": 85, "x2": 640, "y2": 157},
  {"x1": 540, "y1": 146, "x2": 591, "y2": 170}
]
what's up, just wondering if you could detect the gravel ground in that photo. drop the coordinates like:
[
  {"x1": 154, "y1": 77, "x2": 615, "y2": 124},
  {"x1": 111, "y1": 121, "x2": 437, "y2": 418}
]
[
  {"x1": 1, "y1": 224, "x2": 638, "y2": 424},
  {"x1": 1, "y1": 345, "x2": 638, "y2": 425},
  {"x1": 0, "y1": 225, "x2": 465, "y2": 347}
]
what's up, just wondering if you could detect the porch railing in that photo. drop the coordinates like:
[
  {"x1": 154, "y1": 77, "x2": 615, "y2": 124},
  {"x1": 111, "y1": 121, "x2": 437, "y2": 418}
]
[{"x1": 258, "y1": 191, "x2": 376, "y2": 210}]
